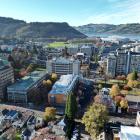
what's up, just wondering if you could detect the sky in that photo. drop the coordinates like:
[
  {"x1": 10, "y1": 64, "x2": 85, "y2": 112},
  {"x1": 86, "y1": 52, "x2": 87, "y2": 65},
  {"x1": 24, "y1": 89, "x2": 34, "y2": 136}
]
[{"x1": 0, "y1": 0, "x2": 140, "y2": 26}]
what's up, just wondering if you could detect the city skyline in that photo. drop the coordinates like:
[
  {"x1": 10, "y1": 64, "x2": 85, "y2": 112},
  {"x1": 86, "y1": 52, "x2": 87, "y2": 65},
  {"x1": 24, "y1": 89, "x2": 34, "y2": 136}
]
[{"x1": 0, "y1": 0, "x2": 140, "y2": 26}]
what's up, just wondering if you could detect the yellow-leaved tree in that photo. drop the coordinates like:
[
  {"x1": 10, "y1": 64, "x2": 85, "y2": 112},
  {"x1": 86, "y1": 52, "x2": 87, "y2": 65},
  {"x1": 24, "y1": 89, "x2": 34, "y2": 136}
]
[
  {"x1": 42, "y1": 79, "x2": 52, "y2": 87},
  {"x1": 44, "y1": 107, "x2": 56, "y2": 121},
  {"x1": 120, "y1": 99, "x2": 128, "y2": 109},
  {"x1": 109, "y1": 84, "x2": 120, "y2": 98},
  {"x1": 82, "y1": 103, "x2": 109, "y2": 139},
  {"x1": 51, "y1": 73, "x2": 57, "y2": 82},
  {"x1": 127, "y1": 80, "x2": 139, "y2": 88}
]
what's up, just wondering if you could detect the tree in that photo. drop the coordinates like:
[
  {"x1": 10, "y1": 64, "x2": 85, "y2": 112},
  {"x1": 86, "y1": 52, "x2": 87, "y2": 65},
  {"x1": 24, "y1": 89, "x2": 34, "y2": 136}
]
[
  {"x1": 109, "y1": 84, "x2": 120, "y2": 98},
  {"x1": 120, "y1": 99, "x2": 128, "y2": 109},
  {"x1": 65, "y1": 93, "x2": 77, "y2": 119},
  {"x1": 82, "y1": 103, "x2": 109, "y2": 139},
  {"x1": 51, "y1": 73, "x2": 57, "y2": 82},
  {"x1": 26, "y1": 64, "x2": 34, "y2": 73},
  {"x1": 98, "y1": 84, "x2": 103, "y2": 91},
  {"x1": 127, "y1": 80, "x2": 139, "y2": 88},
  {"x1": 94, "y1": 95, "x2": 102, "y2": 104},
  {"x1": 123, "y1": 85, "x2": 132, "y2": 91},
  {"x1": 42, "y1": 80, "x2": 52, "y2": 87},
  {"x1": 127, "y1": 71, "x2": 138, "y2": 81},
  {"x1": 44, "y1": 107, "x2": 56, "y2": 121}
]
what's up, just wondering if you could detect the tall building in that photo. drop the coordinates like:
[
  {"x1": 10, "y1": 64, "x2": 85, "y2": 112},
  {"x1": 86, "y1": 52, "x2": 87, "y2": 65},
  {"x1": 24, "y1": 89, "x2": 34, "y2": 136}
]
[
  {"x1": 107, "y1": 50, "x2": 140, "y2": 76},
  {"x1": 0, "y1": 59, "x2": 14, "y2": 99},
  {"x1": 46, "y1": 57, "x2": 80, "y2": 76},
  {"x1": 106, "y1": 53, "x2": 117, "y2": 77}
]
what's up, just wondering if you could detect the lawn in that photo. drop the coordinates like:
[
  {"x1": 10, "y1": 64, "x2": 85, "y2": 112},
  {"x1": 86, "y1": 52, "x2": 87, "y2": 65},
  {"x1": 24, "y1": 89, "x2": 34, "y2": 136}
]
[{"x1": 47, "y1": 42, "x2": 69, "y2": 48}]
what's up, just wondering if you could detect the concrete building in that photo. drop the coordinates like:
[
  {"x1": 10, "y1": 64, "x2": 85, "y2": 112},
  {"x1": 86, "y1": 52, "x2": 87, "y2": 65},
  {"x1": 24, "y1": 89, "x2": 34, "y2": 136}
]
[
  {"x1": 7, "y1": 71, "x2": 47, "y2": 103},
  {"x1": 46, "y1": 57, "x2": 80, "y2": 76},
  {"x1": 106, "y1": 53, "x2": 117, "y2": 77},
  {"x1": 0, "y1": 59, "x2": 14, "y2": 99},
  {"x1": 106, "y1": 50, "x2": 140, "y2": 76},
  {"x1": 67, "y1": 46, "x2": 79, "y2": 55},
  {"x1": 80, "y1": 45, "x2": 93, "y2": 57},
  {"x1": 48, "y1": 74, "x2": 79, "y2": 107}
]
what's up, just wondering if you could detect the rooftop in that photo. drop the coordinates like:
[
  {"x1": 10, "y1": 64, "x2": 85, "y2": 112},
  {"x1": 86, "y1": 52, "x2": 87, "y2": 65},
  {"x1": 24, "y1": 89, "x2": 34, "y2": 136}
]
[
  {"x1": 0, "y1": 58, "x2": 10, "y2": 71},
  {"x1": 50, "y1": 57, "x2": 79, "y2": 64},
  {"x1": 7, "y1": 71, "x2": 47, "y2": 93},
  {"x1": 49, "y1": 74, "x2": 78, "y2": 94}
]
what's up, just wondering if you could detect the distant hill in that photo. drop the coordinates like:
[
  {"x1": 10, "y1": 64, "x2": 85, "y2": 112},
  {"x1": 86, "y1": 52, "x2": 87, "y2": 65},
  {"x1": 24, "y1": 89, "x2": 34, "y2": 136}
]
[
  {"x1": 0, "y1": 17, "x2": 86, "y2": 40},
  {"x1": 75, "y1": 23, "x2": 140, "y2": 35}
]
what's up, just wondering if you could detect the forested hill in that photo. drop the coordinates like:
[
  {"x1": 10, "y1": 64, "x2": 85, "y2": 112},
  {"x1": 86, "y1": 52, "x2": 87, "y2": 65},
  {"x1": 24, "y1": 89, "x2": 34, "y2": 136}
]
[{"x1": 0, "y1": 17, "x2": 86, "y2": 40}]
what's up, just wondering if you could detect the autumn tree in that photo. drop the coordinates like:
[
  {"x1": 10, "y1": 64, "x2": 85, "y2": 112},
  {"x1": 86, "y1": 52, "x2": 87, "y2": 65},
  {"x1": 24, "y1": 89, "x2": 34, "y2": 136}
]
[
  {"x1": 127, "y1": 80, "x2": 139, "y2": 88},
  {"x1": 120, "y1": 99, "x2": 128, "y2": 114},
  {"x1": 51, "y1": 73, "x2": 57, "y2": 82},
  {"x1": 42, "y1": 79, "x2": 52, "y2": 87},
  {"x1": 94, "y1": 95, "x2": 102, "y2": 104},
  {"x1": 82, "y1": 103, "x2": 109, "y2": 139},
  {"x1": 109, "y1": 84, "x2": 120, "y2": 98},
  {"x1": 44, "y1": 107, "x2": 56, "y2": 121},
  {"x1": 127, "y1": 71, "x2": 138, "y2": 81}
]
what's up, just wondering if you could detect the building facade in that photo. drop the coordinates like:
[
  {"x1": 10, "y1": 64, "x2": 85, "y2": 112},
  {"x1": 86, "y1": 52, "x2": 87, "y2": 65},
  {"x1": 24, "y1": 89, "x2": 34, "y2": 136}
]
[
  {"x1": 48, "y1": 74, "x2": 79, "y2": 106},
  {"x1": 7, "y1": 71, "x2": 47, "y2": 103},
  {"x1": 46, "y1": 57, "x2": 80, "y2": 76},
  {"x1": 107, "y1": 50, "x2": 140, "y2": 76},
  {"x1": 0, "y1": 59, "x2": 14, "y2": 99}
]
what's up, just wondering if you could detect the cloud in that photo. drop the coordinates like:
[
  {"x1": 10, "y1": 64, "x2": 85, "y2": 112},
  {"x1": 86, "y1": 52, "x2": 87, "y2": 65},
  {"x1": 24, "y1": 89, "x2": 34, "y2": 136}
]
[{"x1": 86, "y1": 0, "x2": 140, "y2": 24}]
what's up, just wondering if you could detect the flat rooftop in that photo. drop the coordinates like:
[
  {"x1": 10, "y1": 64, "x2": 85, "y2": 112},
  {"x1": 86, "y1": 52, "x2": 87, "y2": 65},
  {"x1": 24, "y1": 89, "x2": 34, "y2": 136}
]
[
  {"x1": 7, "y1": 71, "x2": 47, "y2": 93},
  {"x1": 49, "y1": 57, "x2": 79, "y2": 64},
  {"x1": 49, "y1": 74, "x2": 78, "y2": 95},
  {"x1": 0, "y1": 58, "x2": 10, "y2": 71}
]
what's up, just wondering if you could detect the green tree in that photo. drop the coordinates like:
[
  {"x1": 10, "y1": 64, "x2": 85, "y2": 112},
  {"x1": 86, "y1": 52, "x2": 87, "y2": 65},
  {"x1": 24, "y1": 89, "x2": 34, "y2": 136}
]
[
  {"x1": 65, "y1": 93, "x2": 77, "y2": 119},
  {"x1": 133, "y1": 70, "x2": 138, "y2": 80},
  {"x1": 82, "y1": 103, "x2": 109, "y2": 139}
]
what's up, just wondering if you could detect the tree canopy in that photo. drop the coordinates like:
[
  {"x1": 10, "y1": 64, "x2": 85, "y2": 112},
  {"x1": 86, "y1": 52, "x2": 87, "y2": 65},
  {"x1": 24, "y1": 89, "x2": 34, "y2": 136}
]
[
  {"x1": 65, "y1": 93, "x2": 77, "y2": 119},
  {"x1": 82, "y1": 103, "x2": 109, "y2": 139},
  {"x1": 44, "y1": 107, "x2": 56, "y2": 121},
  {"x1": 109, "y1": 84, "x2": 120, "y2": 98}
]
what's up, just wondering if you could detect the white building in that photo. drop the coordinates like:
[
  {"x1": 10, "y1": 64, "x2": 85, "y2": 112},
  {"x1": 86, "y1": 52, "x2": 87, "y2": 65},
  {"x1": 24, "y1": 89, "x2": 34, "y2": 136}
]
[
  {"x1": 46, "y1": 57, "x2": 80, "y2": 76},
  {"x1": 107, "y1": 50, "x2": 140, "y2": 76},
  {"x1": 0, "y1": 59, "x2": 14, "y2": 99}
]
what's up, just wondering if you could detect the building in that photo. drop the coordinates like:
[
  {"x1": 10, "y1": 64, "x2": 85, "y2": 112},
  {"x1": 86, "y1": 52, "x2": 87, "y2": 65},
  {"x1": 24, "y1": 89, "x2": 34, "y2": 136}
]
[
  {"x1": 46, "y1": 57, "x2": 80, "y2": 76},
  {"x1": 67, "y1": 45, "x2": 79, "y2": 55},
  {"x1": 7, "y1": 71, "x2": 47, "y2": 103},
  {"x1": 106, "y1": 53, "x2": 117, "y2": 77},
  {"x1": 80, "y1": 45, "x2": 93, "y2": 57},
  {"x1": 106, "y1": 50, "x2": 140, "y2": 76},
  {"x1": 48, "y1": 74, "x2": 79, "y2": 106},
  {"x1": 0, "y1": 59, "x2": 14, "y2": 99}
]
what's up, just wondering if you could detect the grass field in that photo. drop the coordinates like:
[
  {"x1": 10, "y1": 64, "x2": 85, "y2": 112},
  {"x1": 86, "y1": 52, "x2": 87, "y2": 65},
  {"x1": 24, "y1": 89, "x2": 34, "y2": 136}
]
[{"x1": 47, "y1": 42, "x2": 69, "y2": 48}]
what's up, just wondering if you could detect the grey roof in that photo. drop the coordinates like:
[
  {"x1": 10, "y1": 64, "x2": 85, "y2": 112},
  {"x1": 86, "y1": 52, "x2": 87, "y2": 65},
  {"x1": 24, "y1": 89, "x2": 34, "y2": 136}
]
[
  {"x1": 7, "y1": 71, "x2": 46, "y2": 93},
  {"x1": 49, "y1": 74, "x2": 78, "y2": 95},
  {"x1": 0, "y1": 58, "x2": 10, "y2": 70}
]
